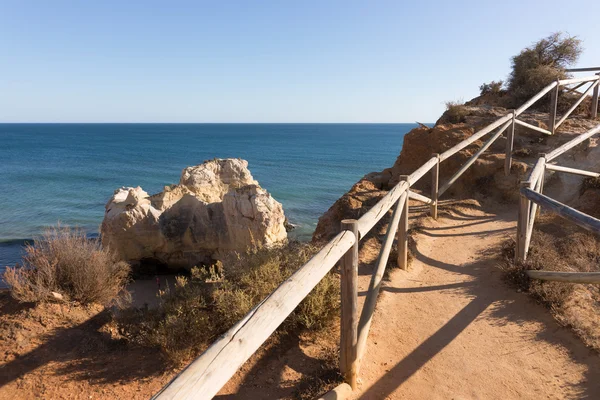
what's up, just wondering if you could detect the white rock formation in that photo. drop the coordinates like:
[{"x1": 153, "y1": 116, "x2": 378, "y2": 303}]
[{"x1": 101, "y1": 158, "x2": 287, "y2": 270}]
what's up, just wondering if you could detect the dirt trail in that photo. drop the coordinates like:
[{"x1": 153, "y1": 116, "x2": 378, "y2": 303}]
[{"x1": 353, "y1": 202, "x2": 600, "y2": 399}]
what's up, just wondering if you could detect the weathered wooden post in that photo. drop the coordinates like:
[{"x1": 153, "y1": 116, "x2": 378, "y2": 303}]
[
  {"x1": 591, "y1": 73, "x2": 600, "y2": 119},
  {"x1": 549, "y1": 79, "x2": 560, "y2": 134},
  {"x1": 504, "y1": 110, "x2": 516, "y2": 176},
  {"x1": 516, "y1": 180, "x2": 531, "y2": 262},
  {"x1": 537, "y1": 154, "x2": 546, "y2": 195},
  {"x1": 431, "y1": 154, "x2": 440, "y2": 219},
  {"x1": 340, "y1": 219, "x2": 359, "y2": 390},
  {"x1": 397, "y1": 175, "x2": 410, "y2": 270}
]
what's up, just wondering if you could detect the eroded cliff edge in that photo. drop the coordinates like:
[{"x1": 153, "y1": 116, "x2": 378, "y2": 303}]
[{"x1": 313, "y1": 102, "x2": 600, "y2": 243}]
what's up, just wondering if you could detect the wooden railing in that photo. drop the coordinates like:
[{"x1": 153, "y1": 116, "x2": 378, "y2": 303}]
[
  {"x1": 152, "y1": 72, "x2": 600, "y2": 400},
  {"x1": 515, "y1": 124, "x2": 600, "y2": 284}
]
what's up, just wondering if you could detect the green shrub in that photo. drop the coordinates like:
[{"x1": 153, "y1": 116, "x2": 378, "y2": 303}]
[
  {"x1": 479, "y1": 80, "x2": 505, "y2": 96},
  {"x1": 443, "y1": 100, "x2": 468, "y2": 124},
  {"x1": 580, "y1": 176, "x2": 600, "y2": 195},
  {"x1": 507, "y1": 32, "x2": 582, "y2": 107},
  {"x1": 3, "y1": 226, "x2": 131, "y2": 306},
  {"x1": 117, "y1": 242, "x2": 339, "y2": 365}
]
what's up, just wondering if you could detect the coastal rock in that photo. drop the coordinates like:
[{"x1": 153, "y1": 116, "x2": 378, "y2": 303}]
[
  {"x1": 101, "y1": 158, "x2": 287, "y2": 270},
  {"x1": 313, "y1": 103, "x2": 598, "y2": 243}
]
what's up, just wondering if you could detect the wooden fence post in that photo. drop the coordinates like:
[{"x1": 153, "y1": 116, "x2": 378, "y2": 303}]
[
  {"x1": 549, "y1": 79, "x2": 560, "y2": 134},
  {"x1": 516, "y1": 181, "x2": 531, "y2": 262},
  {"x1": 430, "y1": 154, "x2": 440, "y2": 219},
  {"x1": 591, "y1": 73, "x2": 600, "y2": 119},
  {"x1": 339, "y1": 219, "x2": 358, "y2": 390},
  {"x1": 505, "y1": 110, "x2": 516, "y2": 176},
  {"x1": 397, "y1": 176, "x2": 410, "y2": 270},
  {"x1": 538, "y1": 154, "x2": 546, "y2": 195}
]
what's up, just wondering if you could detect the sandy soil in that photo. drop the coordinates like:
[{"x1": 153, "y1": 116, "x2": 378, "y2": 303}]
[{"x1": 353, "y1": 202, "x2": 600, "y2": 399}]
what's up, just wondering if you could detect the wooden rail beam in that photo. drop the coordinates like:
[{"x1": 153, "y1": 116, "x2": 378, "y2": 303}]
[
  {"x1": 505, "y1": 111, "x2": 516, "y2": 176},
  {"x1": 152, "y1": 230, "x2": 356, "y2": 400},
  {"x1": 526, "y1": 270, "x2": 600, "y2": 284},
  {"x1": 564, "y1": 81, "x2": 589, "y2": 95},
  {"x1": 340, "y1": 220, "x2": 359, "y2": 390},
  {"x1": 407, "y1": 156, "x2": 438, "y2": 186},
  {"x1": 565, "y1": 67, "x2": 600, "y2": 73},
  {"x1": 555, "y1": 81, "x2": 599, "y2": 129},
  {"x1": 431, "y1": 153, "x2": 440, "y2": 219},
  {"x1": 521, "y1": 187, "x2": 600, "y2": 234},
  {"x1": 546, "y1": 164, "x2": 600, "y2": 178},
  {"x1": 546, "y1": 124, "x2": 600, "y2": 162},
  {"x1": 514, "y1": 118, "x2": 552, "y2": 135},
  {"x1": 439, "y1": 122, "x2": 508, "y2": 196},
  {"x1": 559, "y1": 76, "x2": 600, "y2": 86},
  {"x1": 356, "y1": 181, "x2": 408, "y2": 240},
  {"x1": 408, "y1": 190, "x2": 432, "y2": 205},
  {"x1": 439, "y1": 114, "x2": 512, "y2": 162}
]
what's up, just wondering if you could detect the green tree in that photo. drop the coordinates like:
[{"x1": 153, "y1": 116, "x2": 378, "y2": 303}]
[{"x1": 507, "y1": 32, "x2": 583, "y2": 106}]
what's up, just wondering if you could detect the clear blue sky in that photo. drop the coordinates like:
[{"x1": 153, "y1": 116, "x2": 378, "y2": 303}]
[{"x1": 1, "y1": 0, "x2": 599, "y2": 123}]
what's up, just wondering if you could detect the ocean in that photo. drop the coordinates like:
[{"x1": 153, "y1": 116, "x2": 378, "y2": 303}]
[{"x1": 0, "y1": 123, "x2": 415, "y2": 276}]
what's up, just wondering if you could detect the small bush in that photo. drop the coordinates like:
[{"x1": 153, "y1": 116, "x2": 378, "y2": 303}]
[
  {"x1": 3, "y1": 226, "x2": 131, "y2": 306},
  {"x1": 479, "y1": 80, "x2": 505, "y2": 96},
  {"x1": 507, "y1": 32, "x2": 582, "y2": 107},
  {"x1": 580, "y1": 176, "x2": 600, "y2": 195},
  {"x1": 501, "y1": 216, "x2": 600, "y2": 349},
  {"x1": 444, "y1": 100, "x2": 468, "y2": 123},
  {"x1": 117, "y1": 242, "x2": 339, "y2": 365},
  {"x1": 513, "y1": 148, "x2": 532, "y2": 158}
]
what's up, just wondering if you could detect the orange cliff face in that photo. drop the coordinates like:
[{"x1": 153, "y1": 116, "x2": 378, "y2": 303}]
[{"x1": 312, "y1": 103, "x2": 598, "y2": 244}]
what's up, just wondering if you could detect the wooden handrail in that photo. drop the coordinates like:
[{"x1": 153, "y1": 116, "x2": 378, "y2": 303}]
[
  {"x1": 559, "y1": 75, "x2": 600, "y2": 86},
  {"x1": 438, "y1": 122, "x2": 509, "y2": 196},
  {"x1": 356, "y1": 181, "x2": 408, "y2": 239},
  {"x1": 408, "y1": 190, "x2": 432, "y2": 205},
  {"x1": 555, "y1": 81, "x2": 599, "y2": 129},
  {"x1": 514, "y1": 118, "x2": 552, "y2": 135},
  {"x1": 526, "y1": 270, "x2": 600, "y2": 284},
  {"x1": 439, "y1": 114, "x2": 512, "y2": 162},
  {"x1": 546, "y1": 125, "x2": 600, "y2": 161},
  {"x1": 152, "y1": 230, "x2": 357, "y2": 400},
  {"x1": 521, "y1": 187, "x2": 600, "y2": 233},
  {"x1": 566, "y1": 67, "x2": 600, "y2": 73},
  {"x1": 546, "y1": 164, "x2": 600, "y2": 178}
]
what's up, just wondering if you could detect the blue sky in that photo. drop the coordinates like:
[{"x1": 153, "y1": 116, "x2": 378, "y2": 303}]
[{"x1": 1, "y1": 0, "x2": 599, "y2": 123}]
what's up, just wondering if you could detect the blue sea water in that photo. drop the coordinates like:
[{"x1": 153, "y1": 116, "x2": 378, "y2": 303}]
[{"x1": 0, "y1": 123, "x2": 415, "y2": 275}]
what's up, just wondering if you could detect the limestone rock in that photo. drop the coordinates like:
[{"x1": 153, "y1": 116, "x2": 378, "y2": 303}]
[{"x1": 101, "y1": 159, "x2": 287, "y2": 270}]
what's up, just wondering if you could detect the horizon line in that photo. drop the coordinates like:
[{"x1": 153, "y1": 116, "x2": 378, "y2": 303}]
[{"x1": 0, "y1": 121, "x2": 430, "y2": 124}]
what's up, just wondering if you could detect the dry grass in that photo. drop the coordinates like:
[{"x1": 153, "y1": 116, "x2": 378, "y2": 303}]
[
  {"x1": 443, "y1": 100, "x2": 468, "y2": 124},
  {"x1": 116, "y1": 242, "x2": 339, "y2": 365},
  {"x1": 3, "y1": 226, "x2": 131, "y2": 306},
  {"x1": 501, "y1": 215, "x2": 600, "y2": 350}
]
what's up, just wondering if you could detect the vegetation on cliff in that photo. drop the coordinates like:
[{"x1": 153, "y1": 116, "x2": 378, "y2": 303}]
[
  {"x1": 115, "y1": 242, "x2": 339, "y2": 365},
  {"x1": 3, "y1": 226, "x2": 130, "y2": 306}
]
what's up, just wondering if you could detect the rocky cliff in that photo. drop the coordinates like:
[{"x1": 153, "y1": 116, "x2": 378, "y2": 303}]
[
  {"x1": 101, "y1": 158, "x2": 287, "y2": 270},
  {"x1": 313, "y1": 102, "x2": 599, "y2": 243}
]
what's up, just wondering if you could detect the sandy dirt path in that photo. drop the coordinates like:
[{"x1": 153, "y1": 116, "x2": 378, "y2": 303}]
[{"x1": 353, "y1": 203, "x2": 600, "y2": 399}]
